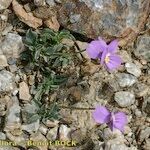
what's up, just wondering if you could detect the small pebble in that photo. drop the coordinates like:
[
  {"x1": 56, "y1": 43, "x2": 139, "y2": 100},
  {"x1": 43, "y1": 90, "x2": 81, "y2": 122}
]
[{"x1": 125, "y1": 62, "x2": 141, "y2": 77}]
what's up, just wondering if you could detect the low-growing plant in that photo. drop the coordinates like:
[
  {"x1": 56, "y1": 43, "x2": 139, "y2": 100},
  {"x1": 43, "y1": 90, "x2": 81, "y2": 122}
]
[
  {"x1": 21, "y1": 28, "x2": 75, "y2": 122},
  {"x1": 34, "y1": 72, "x2": 67, "y2": 104},
  {"x1": 27, "y1": 101, "x2": 61, "y2": 124},
  {"x1": 22, "y1": 28, "x2": 75, "y2": 74}
]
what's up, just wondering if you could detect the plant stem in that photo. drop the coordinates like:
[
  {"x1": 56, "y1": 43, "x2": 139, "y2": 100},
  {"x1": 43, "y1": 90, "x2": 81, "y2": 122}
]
[
  {"x1": 75, "y1": 49, "x2": 86, "y2": 53},
  {"x1": 59, "y1": 105, "x2": 94, "y2": 110}
]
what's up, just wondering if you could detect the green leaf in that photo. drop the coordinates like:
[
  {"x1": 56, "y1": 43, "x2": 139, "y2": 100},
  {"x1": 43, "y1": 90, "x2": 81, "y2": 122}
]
[
  {"x1": 53, "y1": 58, "x2": 62, "y2": 67},
  {"x1": 43, "y1": 56, "x2": 49, "y2": 63},
  {"x1": 41, "y1": 28, "x2": 56, "y2": 42},
  {"x1": 57, "y1": 30, "x2": 75, "y2": 41},
  {"x1": 62, "y1": 58, "x2": 70, "y2": 67},
  {"x1": 20, "y1": 50, "x2": 31, "y2": 61},
  {"x1": 53, "y1": 75, "x2": 68, "y2": 84},
  {"x1": 34, "y1": 49, "x2": 41, "y2": 60},
  {"x1": 53, "y1": 44, "x2": 64, "y2": 52},
  {"x1": 34, "y1": 85, "x2": 43, "y2": 101},
  {"x1": 43, "y1": 103, "x2": 61, "y2": 120},
  {"x1": 28, "y1": 114, "x2": 40, "y2": 123},
  {"x1": 45, "y1": 47, "x2": 55, "y2": 55},
  {"x1": 49, "y1": 84, "x2": 59, "y2": 89},
  {"x1": 25, "y1": 29, "x2": 38, "y2": 46}
]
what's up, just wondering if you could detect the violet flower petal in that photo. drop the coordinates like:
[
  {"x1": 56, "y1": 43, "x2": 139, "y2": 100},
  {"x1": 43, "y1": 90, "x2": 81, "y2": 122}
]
[
  {"x1": 107, "y1": 121, "x2": 114, "y2": 131},
  {"x1": 86, "y1": 40, "x2": 107, "y2": 59},
  {"x1": 107, "y1": 40, "x2": 118, "y2": 53},
  {"x1": 92, "y1": 106, "x2": 111, "y2": 124},
  {"x1": 106, "y1": 54, "x2": 122, "y2": 71},
  {"x1": 100, "y1": 49, "x2": 108, "y2": 65},
  {"x1": 110, "y1": 112, "x2": 127, "y2": 132},
  {"x1": 98, "y1": 38, "x2": 108, "y2": 50}
]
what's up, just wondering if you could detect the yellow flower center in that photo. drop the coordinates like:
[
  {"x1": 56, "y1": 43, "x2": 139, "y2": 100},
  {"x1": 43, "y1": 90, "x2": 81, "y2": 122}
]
[{"x1": 105, "y1": 53, "x2": 110, "y2": 64}]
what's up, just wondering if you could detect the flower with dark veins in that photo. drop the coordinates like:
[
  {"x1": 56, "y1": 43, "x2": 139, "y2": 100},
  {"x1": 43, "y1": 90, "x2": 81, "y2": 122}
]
[
  {"x1": 92, "y1": 105, "x2": 127, "y2": 132},
  {"x1": 86, "y1": 38, "x2": 122, "y2": 71},
  {"x1": 100, "y1": 40, "x2": 122, "y2": 71}
]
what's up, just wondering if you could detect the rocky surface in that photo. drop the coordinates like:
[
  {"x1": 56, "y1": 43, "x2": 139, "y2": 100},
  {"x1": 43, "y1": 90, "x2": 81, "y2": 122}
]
[
  {"x1": 0, "y1": 32, "x2": 24, "y2": 67},
  {"x1": 0, "y1": 0, "x2": 12, "y2": 10},
  {"x1": 135, "y1": 36, "x2": 150, "y2": 62},
  {"x1": 12, "y1": 0, "x2": 43, "y2": 29},
  {"x1": 19, "y1": 81, "x2": 31, "y2": 102},
  {"x1": 34, "y1": 0, "x2": 46, "y2": 6},
  {"x1": 4, "y1": 97, "x2": 21, "y2": 132},
  {"x1": 56, "y1": 0, "x2": 150, "y2": 46},
  {"x1": 0, "y1": 33, "x2": 24, "y2": 59},
  {"x1": 116, "y1": 73, "x2": 137, "y2": 88},
  {"x1": 21, "y1": 119, "x2": 40, "y2": 133},
  {"x1": 114, "y1": 91, "x2": 135, "y2": 107},
  {"x1": 0, "y1": 0, "x2": 149, "y2": 150},
  {"x1": 46, "y1": 126, "x2": 58, "y2": 141},
  {"x1": 125, "y1": 63, "x2": 141, "y2": 77},
  {"x1": 139, "y1": 127, "x2": 150, "y2": 142},
  {"x1": 0, "y1": 55, "x2": 8, "y2": 67},
  {"x1": 0, "y1": 70, "x2": 14, "y2": 92},
  {"x1": 46, "y1": 0, "x2": 55, "y2": 6}
]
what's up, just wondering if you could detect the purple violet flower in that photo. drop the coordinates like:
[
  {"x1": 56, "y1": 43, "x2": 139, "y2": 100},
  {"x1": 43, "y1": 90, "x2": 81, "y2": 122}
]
[
  {"x1": 86, "y1": 38, "x2": 107, "y2": 59},
  {"x1": 92, "y1": 106, "x2": 127, "y2": 132},
  {"x1": 86, "y1": 38, "x2": 122, "y2": 71}
]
